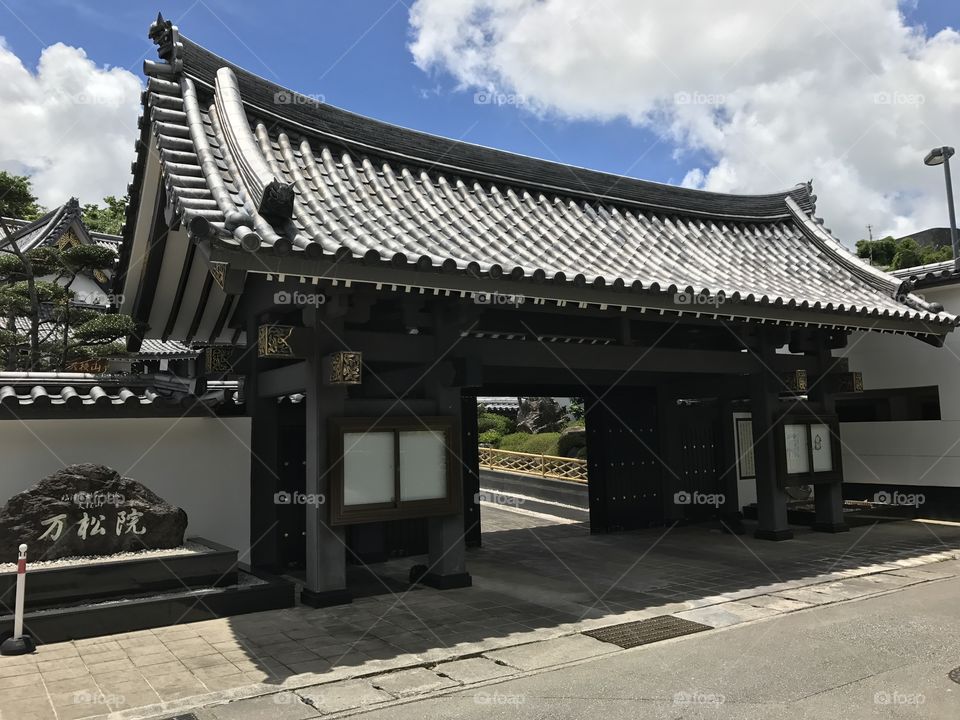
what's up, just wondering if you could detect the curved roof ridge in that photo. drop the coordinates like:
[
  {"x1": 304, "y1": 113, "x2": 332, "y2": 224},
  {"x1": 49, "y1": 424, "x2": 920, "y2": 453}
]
[{"x1": 147, "y1": 15, "x2": 813, "y2": 222}]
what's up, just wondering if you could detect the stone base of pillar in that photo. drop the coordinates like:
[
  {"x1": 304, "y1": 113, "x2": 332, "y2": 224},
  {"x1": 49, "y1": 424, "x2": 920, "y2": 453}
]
[
  {"x1": 421, "y1": 572, "x2": 472, "y2": 590},
  {"x1": 754, "y1": 528, "x2": 794, "y2": 541},
  {"x1": 812, "y1": 521, "x2": 850, "y2": 533},
  {"x1": 300, "y1": 587, "x2": 352, "y2": 608}
]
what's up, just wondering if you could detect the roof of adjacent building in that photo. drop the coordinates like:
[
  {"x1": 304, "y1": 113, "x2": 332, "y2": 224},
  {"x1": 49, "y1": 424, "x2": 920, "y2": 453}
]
[
  {"x1": 892, "y1": 259, "x2": 960, "y2": 289},
  {"x1": 1, "y1": 199, "x2": 121, "y2": 255},
  {"x1": 116, "y1": 15, "x2": 957, "y2": 346},
  {"x1": 0, "y1": 371, "x2": 241, "y2": 417}
]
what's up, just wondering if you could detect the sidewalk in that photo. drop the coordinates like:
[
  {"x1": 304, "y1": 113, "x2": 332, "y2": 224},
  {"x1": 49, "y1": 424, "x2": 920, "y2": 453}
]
[{"x1": 1, "y1": 510, "x2": 958, "y2": 720}]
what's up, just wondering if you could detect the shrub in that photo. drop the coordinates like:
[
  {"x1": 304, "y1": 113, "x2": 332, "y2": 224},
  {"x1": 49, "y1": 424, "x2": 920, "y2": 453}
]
[
  {"x1": 478, "y1": 412, "x2": 515, "y2": 435},
  {"x1": 478, "y1": 429, "x2": 502, "y2": 447},
  {"x1": 499, "y1": 432, "x2": 561, "y2": 456}
]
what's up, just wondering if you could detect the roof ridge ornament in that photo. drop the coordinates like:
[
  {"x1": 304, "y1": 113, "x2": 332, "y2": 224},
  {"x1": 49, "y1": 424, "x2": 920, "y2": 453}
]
[{"x1": 145, "y1": 13, "x2": 183, "y2": 77}]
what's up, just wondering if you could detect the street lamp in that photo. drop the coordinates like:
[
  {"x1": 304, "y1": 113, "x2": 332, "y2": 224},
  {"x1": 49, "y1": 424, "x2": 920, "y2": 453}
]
[{"x1": 924, "y1": 146, "x2": 959, "y2": 273}]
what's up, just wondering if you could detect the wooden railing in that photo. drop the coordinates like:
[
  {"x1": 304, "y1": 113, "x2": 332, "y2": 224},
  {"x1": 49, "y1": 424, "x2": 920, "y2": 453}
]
[{"x1": 478, "y1": 447, "x2": 587, "y2": 483}]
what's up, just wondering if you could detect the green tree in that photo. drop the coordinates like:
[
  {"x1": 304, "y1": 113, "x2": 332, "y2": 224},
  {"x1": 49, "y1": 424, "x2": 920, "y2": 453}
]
[
  {"x1": 0, "y1": 241, "x2": 134, "y2": 370},
  {"x1": 81, "y1": 196, "x2": 128, "y2": 235},
  {"x1": 856, "y1": 235, "x2": 956, "y2": 270},
  {"x1": 0, "y1": 171, "x2": 43, "y2": 220}
]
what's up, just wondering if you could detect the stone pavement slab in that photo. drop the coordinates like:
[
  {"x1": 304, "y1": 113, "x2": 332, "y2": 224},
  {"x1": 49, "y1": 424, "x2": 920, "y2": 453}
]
[
  {"x1": 434, "y1": 656, "x2": 517, "y2": 684},
  {"x1": 370, "y1": 667, "x2": 458, "y2": 697},
  {"x1": 483, "y1": 634, "x2": 616, "y2": 671},
  {"x1": 204, "y1": 693, "x2": 318, "y2": 720},
  {"x1": 296, "y1": 679, "x2": 392, "y2": 715}
]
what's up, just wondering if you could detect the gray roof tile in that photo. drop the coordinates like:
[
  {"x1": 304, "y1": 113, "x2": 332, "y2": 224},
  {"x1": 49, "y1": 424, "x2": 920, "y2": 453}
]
[{"x1": 123, "y1": 15, "x2": 958, "y2": 337}]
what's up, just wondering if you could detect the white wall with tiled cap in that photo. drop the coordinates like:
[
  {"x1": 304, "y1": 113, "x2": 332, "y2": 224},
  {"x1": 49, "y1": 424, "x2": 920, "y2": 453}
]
[
  {"x1": 845, "y1": 283, "x2": 960, "y2": 421},
  {"x1": 0, "y1": 417, "x2": 251, "y2": 556},
  {"x1": 842, "y1": 282, "x2": 960, "y2": 491}
]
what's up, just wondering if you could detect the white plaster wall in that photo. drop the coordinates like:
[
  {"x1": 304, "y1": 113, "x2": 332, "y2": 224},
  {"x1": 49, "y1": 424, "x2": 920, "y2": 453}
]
[
  {"x1": 845, "y1": 284, "x2": 960, "y2": 421},
  {"x1": 840, "y1": 421, "x2": 960, "y2": 488},
  {"x1": 0, "y1": 417, "x2": 252, "y2": 555}
]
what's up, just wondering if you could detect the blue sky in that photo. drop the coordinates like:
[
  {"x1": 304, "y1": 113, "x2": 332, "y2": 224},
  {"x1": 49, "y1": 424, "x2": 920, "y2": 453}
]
[
  {"x1": 0, "y1": 1, "x2": 956, "y2": 243},
  {"x1": 2, "y1": 1, "x2": 686, "y2": 182}
]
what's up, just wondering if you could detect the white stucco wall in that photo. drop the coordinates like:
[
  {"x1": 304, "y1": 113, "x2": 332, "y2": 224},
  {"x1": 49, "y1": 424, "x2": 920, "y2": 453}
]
[
  {"x1": 840, "y1": 421, "x2": 960, "y2": 488},
  {"x1": 841, "y1": 283, "x2": 960, "y2": 489},
  {"x1": 0, "y1": 417, "x2": 252, "y2": 555},
  {"x1": 845, "y1": 284, "x2": 960, "y2": 421}
]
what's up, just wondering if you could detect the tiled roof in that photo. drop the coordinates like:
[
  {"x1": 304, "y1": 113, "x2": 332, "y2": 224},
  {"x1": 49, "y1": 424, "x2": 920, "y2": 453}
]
[
  {"x1": 892, "y1": 259, "x2": 960, "y2": 288},
  {"x1": 130, "y1": 338, "x2": 197, "y2": 358},
  {"x1": 1, "y1": 199, "x2": 83, "y2": 253},
  {"x1": 0, "y1": 372, "x2": 240, "y2": 415},
  {"x1": 117, "y1": 15, "x2": 957, "y2": 342}
]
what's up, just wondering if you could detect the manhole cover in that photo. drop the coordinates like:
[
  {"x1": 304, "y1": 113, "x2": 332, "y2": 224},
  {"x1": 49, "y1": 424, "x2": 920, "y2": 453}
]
[
  {"x1": 583, "y1": 615, "x2": 711, "y2": 649},
  {"x1": 949, "y1": 667, "x2": 960, "y2": 684}
]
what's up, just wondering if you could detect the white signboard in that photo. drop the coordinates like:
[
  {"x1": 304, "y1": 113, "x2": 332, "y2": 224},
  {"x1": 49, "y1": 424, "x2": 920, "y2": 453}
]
[
  {"x1": 399, "y1": 430, "x2": 447, "y2": 501},
  {"x1": 784, "y1": 424, "x2": 810, "y2": 474},
  {"x1": 343, "y1": 431, "x2": 395, "y2": 505},
  {"x1": 810, "y1": 423, "x2": 833, "y2": 472}
]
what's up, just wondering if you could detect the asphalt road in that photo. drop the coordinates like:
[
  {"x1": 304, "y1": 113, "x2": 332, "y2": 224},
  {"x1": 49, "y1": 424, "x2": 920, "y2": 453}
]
[{"x1": 357, "y1": 562, "x2": 960, "y2": 719}]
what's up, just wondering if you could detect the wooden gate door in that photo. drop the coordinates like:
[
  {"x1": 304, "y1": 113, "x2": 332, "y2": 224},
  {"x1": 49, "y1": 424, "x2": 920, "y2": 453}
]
[{"x1": 586, "y1": 388, "x2": 664, "y2": 532}]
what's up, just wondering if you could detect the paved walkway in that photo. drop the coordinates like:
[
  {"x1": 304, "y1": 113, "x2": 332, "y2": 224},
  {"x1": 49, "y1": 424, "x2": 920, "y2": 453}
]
[{"x1": 1, "y1": 510, "x2": 958, "y2": 720}]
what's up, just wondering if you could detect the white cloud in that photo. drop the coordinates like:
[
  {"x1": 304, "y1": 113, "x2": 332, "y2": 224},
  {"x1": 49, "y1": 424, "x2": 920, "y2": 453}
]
[
  {"x1": 0, "y1": 38, "x2": 142, "y2": 211},
  {"x1": 409, "y1": 0, "x2": 960, "y2": 244}
]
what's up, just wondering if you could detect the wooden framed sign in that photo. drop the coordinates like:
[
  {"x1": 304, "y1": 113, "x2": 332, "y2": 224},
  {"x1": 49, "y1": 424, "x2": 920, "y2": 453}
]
[
  {"x1": 774, "y1": 413, "x2": 843, "y2": 486},
  {"x1": 328, "y1": 416, "x2": 461, "y2": 525}
]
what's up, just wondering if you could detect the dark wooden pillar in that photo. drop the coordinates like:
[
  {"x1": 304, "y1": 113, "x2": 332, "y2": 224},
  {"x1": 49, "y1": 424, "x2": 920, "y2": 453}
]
[
  {"x1": 718, "y1": 393, "x2": 746, "y2": 533},
  {"x1": 461, "y1": 393, "x2": 482, "y2": 548},
  {"x1": 810, "y1": 341, "x2": 849, "y2": 533},
  {"x1": 750, "y1": 339, "x2": 793, "y2": 541},
  {"x1": 246, "y1": 319, "x2": 281, "y2": 570},
  {"x1": 422, "y1": 377, "x2": 472, "y2": 588},
  {"x1": 301, "y1": 315, "x2": 350, "y2": 606}
]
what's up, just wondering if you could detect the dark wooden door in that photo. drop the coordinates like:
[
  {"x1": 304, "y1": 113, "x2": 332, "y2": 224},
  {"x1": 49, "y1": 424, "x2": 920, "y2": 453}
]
[
  {"x1": 586, "y1": 388, "x2": 663, "y2": 532},
  {"x1": 674, "y1": 402, "x2": 725, "y2": 521}
]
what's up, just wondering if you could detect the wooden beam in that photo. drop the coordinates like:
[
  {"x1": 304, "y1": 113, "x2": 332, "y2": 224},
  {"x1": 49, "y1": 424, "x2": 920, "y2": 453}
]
[{"x1": 257, "y1": 361, "x2": 307, "y2": 397}]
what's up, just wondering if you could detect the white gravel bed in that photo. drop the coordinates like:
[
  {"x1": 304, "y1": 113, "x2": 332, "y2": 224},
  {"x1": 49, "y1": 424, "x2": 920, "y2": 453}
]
[{"x1": 0, "y1": 540, "x2": 211, "y2": 573}]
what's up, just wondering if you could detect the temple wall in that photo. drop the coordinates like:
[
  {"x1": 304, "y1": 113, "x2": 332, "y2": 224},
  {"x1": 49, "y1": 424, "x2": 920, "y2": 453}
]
[
  {"x1": 0, "y1": 417, "x2": 251, "y2": 556},
  {"x1": 840, "y1": 421, "x2": 960, "y2": 488},
  {"x1": 844, "y1": 284, "x2": 960, "y2": 422}
]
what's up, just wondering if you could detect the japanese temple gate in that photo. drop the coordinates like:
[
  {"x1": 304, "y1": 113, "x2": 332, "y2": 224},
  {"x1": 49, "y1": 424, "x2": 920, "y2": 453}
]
[{"x1": 115, "y1": 16, "x2": 958, "y2": 606}]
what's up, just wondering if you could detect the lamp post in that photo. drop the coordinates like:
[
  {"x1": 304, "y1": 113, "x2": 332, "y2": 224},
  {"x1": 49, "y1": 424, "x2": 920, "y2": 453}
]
[{"x1": 924, "y1": 146, "x2": 958, "y2": 273}]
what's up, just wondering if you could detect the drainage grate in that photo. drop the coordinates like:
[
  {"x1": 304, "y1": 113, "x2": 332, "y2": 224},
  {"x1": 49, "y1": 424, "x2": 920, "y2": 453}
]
[
  {"x1": 950, "y1": 667, "x2": 960, "y2": 685},
  {"x1": 583, "y1": 615, "x2": 712, "y2": 649}
]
